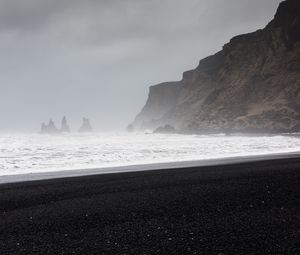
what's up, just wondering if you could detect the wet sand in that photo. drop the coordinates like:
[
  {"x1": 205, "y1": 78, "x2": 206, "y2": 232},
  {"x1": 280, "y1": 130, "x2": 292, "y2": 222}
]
[{"x1": 0, "y1": 157, "x2": 300, "y2": 254}]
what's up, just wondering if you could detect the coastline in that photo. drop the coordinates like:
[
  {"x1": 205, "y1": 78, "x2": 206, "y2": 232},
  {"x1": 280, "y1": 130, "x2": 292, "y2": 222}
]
[
  {"x1": 1, "y1": 151, "x2": 300, "y2": 184},
  {"x1": 1, "y1": 155, "x2": 300, "y2": 254}
]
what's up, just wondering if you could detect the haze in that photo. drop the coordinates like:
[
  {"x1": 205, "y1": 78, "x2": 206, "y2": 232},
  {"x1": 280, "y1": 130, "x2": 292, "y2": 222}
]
[{"x1": 0, "y1": 0, "x2": 281, "y2": 132}]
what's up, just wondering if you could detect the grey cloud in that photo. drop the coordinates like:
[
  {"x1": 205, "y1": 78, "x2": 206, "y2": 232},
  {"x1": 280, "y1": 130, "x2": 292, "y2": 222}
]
[{"x1": 0, "y1": 0, "x2": 64, "y2": 32}]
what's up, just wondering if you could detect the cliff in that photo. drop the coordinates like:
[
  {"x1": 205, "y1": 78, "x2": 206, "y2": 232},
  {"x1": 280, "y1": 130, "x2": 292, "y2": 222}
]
[{"x1": 131, "y1": 0, "x2": 300, "y2": 133}]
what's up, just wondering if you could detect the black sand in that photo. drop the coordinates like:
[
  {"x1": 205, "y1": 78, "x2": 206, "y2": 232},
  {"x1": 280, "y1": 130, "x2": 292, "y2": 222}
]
[{"x1": 0, "y1": 158, "x2": 300, "y2": 254}]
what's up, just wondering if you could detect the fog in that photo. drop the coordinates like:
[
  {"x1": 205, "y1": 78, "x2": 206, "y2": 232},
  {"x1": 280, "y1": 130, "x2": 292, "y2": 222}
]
[{"x1": 0, "y1": 0, "x2": 281, "y2": 132}]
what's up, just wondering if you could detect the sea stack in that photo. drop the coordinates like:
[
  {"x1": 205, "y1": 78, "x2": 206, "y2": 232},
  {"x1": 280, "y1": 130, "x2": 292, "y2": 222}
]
[
  {"x1": 60, "y1": 116, "x2": 70, "y2": 133},
  {"x1": 41, "y1": 122, "x2": 47, "y2": 133},
  {"x1": 79, "y1": 118, "x2": 93, "y2": 133},
  {"x1": 41, "y1": 119, "x2": 60, "y2": 134}
]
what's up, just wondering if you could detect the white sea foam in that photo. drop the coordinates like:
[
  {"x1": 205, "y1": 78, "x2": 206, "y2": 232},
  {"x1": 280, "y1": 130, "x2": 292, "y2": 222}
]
[{"x1": 1, "y1": 132, "x2": 300, "y2": 177}]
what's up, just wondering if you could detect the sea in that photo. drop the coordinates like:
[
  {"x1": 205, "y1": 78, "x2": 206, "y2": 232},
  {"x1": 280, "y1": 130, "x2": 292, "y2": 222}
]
[{"x1": 1, "y1": 132, "x2": 300, "y2": 177}]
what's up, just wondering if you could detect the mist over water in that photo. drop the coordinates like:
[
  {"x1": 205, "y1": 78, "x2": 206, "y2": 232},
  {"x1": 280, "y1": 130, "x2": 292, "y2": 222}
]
[{"x1": 1, "y1": 132, "x2": 300, "y2": 177}]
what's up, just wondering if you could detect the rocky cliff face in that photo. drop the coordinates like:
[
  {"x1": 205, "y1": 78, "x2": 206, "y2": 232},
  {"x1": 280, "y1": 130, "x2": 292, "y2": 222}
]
[{"x1": 132, "y1": 0, "x2": 300, "y2": 133}]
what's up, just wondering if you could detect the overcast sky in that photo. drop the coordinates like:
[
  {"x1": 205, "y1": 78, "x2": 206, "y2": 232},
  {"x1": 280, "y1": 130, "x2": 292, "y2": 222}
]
[{"x1": 0, "y1": 0, "x2": 281, "y2": 132}]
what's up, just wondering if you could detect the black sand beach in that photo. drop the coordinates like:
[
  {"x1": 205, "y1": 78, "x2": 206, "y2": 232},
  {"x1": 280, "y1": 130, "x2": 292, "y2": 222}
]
[{"x1": 0, "y1": 157, "x2": 300, "y2": 254}]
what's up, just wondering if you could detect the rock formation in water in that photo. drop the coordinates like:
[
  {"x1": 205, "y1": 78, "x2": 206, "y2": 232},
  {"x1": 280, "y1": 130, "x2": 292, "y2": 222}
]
[
  {"x1": 41, "y1": 122, "x2": 47, "y2": 133},
  {"x1": 154, "y1": 125, "x2": 177, "y2": 134},
  {"x1": 60, "y1": 116, "x2": 70, "y2": 133},
  {"x1": 40, "y1": 116, "x2": 71, "y2": 134},
  {"x1": 126, "y1": 124, "x2": 134, "y2": 133},
  {"x1": 79, "y1": 118, "x2": 93, "y2": 133},
  {"x1": 131, "y1": 0, "x2": 300, "y2": 134},
  {"x1": 41, "y1": 119, "x2": 60, "y2": 134}
]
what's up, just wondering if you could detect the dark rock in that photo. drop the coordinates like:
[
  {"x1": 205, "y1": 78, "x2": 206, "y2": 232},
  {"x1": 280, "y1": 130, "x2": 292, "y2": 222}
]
[
  {"x1": 60, "y1": 116, "x2": 70, "y2": 133},
  {"x1": 154, "y1": 125, "x2": 177, "y2": 134},
  {"x1": 126, "y1": 124, "x2": 134, "y2": 133},
  {"x1": 130, "y1": 0, "x2": 300, "y2": 134},
  {"x1": 41, "y1": 122, "x2": 47, "y2": 134},
  {"x1": 79, "y1": 118, "x2": 93, "y2": 133},
  {"x1": 41, "y1": 119, "x2": 60, "y2": 134}
]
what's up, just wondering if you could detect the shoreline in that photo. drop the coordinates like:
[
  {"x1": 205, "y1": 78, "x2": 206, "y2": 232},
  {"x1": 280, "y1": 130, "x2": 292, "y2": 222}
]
[
  {"x1": 1, "y1": 151, "x2": 300, "y2": 184},
  {"x1": 1, "y1": 156, "x2": 299, "y2": 254}
]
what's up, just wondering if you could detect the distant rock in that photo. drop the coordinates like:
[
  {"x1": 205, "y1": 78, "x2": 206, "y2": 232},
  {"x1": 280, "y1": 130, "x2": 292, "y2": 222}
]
[
  {"x1": 126, "y1": 124, "x2": 134, "y2": 133},
  {"x1": 154, "y1": 125, "x2": 177, "y2": 134},
  {"x1": 79, "y1": 118, "x2": 93, "y2": 133},
  {"x1": 41, "y1": 119, "x2": 60, "y2": 134},
  {"x1": 40, "y1": 116, "x2": 93, "y2": 134},
  {"x1": 60, "y1": 116, "x2": 70, "y2": 133},
  {"x1": 130, "y1": 0, "x2": 300, "y2": 134},
  {"x1": 41, "y1": 122, "x2": 47, "y2": 133}
]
